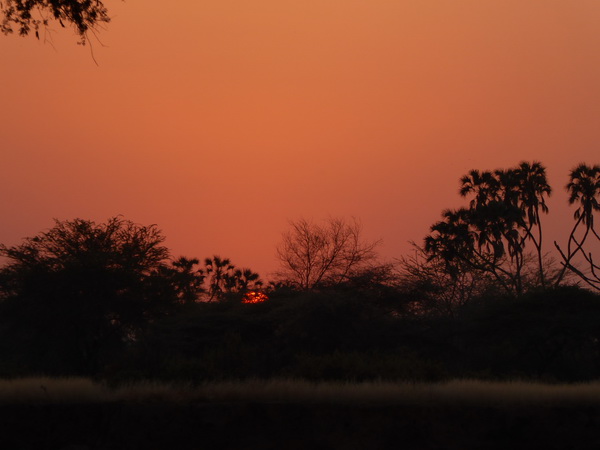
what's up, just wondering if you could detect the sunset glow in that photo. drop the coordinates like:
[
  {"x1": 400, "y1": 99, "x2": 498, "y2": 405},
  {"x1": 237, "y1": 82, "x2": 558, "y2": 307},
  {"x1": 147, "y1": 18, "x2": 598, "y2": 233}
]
[
  {"x1": 4, "y1": 4, "x2": 600, "y2": 446},
  {"x1": 2, "y1": 1, "x2": 600, "y2": 277},
  {"x1": 241, "y1": 291, "x2": 269, "y2": 304}
]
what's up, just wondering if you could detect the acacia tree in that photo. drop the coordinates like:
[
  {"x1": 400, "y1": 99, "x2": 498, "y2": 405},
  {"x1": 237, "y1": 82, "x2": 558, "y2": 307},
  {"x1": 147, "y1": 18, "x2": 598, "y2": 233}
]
[
  {"x1": 554, "y1": 164, "x2": 600, "y2": 289},
  {"x1": 0, "y1": 217, "x2": 183, "y2": 373},
  {"x1": 425, "y1": 161, "x2": 552, "y2": 296},
  {"x1": 276, "y1": 217, "x2": 380, "y2": 290},
  {"x1": 1, "y1": 0, "x2": 110, "y2": 43}
]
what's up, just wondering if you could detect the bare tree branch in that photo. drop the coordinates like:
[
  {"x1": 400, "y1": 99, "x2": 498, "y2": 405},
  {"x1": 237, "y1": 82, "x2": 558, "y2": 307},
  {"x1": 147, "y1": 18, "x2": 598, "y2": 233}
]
[{"x1": 276, "y1": 217, "x2": 380, "y2": 290}]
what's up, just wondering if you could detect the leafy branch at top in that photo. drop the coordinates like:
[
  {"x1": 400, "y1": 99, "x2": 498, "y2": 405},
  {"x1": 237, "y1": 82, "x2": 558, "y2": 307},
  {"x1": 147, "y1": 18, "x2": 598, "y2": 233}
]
[{"x1": 1, "y1": 0, "x2": 110, "y2": 44}]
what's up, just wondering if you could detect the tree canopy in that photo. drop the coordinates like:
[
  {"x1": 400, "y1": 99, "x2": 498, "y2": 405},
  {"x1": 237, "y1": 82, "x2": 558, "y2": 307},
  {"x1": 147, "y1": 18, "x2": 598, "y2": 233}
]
[
  {"x1": 554, "y1": 164, "x2": 600, "y2": 289},
  {"x1": 425, "y1": 161, "x2": 553, "y2": 296},
  {"x1": 0, "y1": 217, "x2": 177, "y2": 373}
]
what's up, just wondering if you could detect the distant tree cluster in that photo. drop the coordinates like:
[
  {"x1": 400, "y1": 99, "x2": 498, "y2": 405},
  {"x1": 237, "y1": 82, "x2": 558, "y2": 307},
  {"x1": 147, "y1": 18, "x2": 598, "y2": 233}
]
[
  {"x1": 0, "y1": 160, "x2": 599, "y2": 382},
  {"x1": 423, "y1": 162, "x2": 552, "y2": 297},
  {"x1": 203, "y1": 256, "x2": 263, "y2": 302},
  {"x1": 421, "y1": 161, "x2": 600, "y2": 301},
  {"x1": 0, "y1": 217, "x2": 262, "y2": 373}
]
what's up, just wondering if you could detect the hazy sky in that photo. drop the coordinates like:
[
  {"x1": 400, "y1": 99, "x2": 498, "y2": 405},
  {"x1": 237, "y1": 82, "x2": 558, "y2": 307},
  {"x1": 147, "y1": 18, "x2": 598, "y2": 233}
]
[{"x1": 2, "y1": 0, "x2": 600, "y2": 277}]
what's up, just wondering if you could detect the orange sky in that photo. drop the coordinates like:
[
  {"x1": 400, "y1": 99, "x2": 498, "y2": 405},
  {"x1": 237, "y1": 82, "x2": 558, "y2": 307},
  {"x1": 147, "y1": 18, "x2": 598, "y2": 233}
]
[{"x1": 2, "y1": 0, "x2": 600, "y2": 277}]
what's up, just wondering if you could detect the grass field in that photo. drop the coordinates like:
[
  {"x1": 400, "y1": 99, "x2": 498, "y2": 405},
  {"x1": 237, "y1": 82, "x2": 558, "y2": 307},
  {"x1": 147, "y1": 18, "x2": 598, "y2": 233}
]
[
  {"x1": 2, "y1": 378, "x2": 600, "y2": 449},
  {"x1": 4, "y1": 376, "x2": 600, "y2": 406}
]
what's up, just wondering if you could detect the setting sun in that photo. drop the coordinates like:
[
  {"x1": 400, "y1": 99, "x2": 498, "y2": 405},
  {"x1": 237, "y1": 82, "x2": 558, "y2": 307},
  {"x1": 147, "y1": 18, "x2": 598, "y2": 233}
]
[
  {"x1": 2, "y1": 1, "x2": 600, "y2": 447},
  {"x1": 241, "y1": 291, "x2": 269, "y2": 304}
]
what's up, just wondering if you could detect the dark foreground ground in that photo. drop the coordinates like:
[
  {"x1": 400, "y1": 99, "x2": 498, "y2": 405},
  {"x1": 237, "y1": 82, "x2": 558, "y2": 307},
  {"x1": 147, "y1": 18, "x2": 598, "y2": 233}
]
[{"x1": 2, "y1": 401, "x2": 600, "y2": 450}]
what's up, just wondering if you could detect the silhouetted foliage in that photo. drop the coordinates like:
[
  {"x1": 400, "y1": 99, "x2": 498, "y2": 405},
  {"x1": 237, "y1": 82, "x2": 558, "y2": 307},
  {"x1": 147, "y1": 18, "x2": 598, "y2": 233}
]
[
  {"x1": 107, "y1": 283, "x2": 600, "y2": 384},
  {"x1": 453, "y1": 287, "x2": 600, "y2": 381},
  {"x1": 0, "y1": 0, "x2": 110, "y2": 43},
  {"x1": 203, "y1": 256, "x2": 263, "y2": 302},
  {"x1": 397, "y1": 243, "x2": 496, "y2": 317},
  {"x1": 425, "y1": 161, "x2": 553, "y2": 296},
  {"x1": 0, "y1": 217, "x2": 179, "y2": 374},
  {"x1": 555, "y1": 163, "x2": 600, "y2": 290},
  {"x1": 276, "y1": 217, "x2": 380, "y2": 290},
  {"x1": 1, "y1": 182, "x2": 600, "y2": 384},
  {"x1": 156, "y1": 257, "x2": 205, "y2": 304},
  {"x1": 120, "y1": 287, "x2": 433, "y2": 383}
]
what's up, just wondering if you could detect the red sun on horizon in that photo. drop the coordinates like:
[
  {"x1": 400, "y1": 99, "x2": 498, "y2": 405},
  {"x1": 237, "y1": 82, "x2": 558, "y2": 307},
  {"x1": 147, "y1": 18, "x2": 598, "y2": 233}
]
[{"x1": 242, "y1": 291, "x2": 269, "y2": 304}]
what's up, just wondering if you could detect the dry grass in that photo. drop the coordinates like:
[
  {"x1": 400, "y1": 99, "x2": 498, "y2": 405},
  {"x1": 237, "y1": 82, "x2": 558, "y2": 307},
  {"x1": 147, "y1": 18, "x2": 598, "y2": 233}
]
[
  {"x1": 196, "y1": 379, "x2": 600, "y2": 406},
  {"x1": 3, "y1": 377, "x2": 600, "y2": 406},
  {"x1": 0, "y1": 377, "x2": 107, "y2": 404}
]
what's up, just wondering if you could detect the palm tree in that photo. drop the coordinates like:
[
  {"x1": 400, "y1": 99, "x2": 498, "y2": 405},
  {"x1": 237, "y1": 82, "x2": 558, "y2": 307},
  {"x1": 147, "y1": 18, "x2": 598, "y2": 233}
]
[
  {"x1": 169, "y1": 257, "x2": 204, "y2": 304},
  {"x1": 204, "y1": 256, "x2": 234, "y2": 301},
  {"x1": 425, "y1": 208, "x2": 474, "y2": 267},
  {"x1": 230, "y1": 268, "x2": 263, "y2": 292},
  {"x1": 555, "y1": 164, "x2": 600, "y2": 288},
  {"x1": 458, "y1": 168, "x2": 527, "y2": 294},
  {"x1": 425, "y1": 207, "x2": 517, "y2": 295},
  {"x1": 430, "y1": 162, "x2": 554, "y2": 295},
  {"x1": 204, "y1": 257, "x2": 263, "y2": 300},
  {"x1": 459, "y1": 170, "x2": 499, "y2": 208},
  {"x1": 513, "y1": 161, "x2": 552, "y2": 287},
  {"x1": 495, "y1": 167, "x2": 522, "y2": 207},
  {"x1": 567, "y1": 164, "x2": 600, "y2": 226}
]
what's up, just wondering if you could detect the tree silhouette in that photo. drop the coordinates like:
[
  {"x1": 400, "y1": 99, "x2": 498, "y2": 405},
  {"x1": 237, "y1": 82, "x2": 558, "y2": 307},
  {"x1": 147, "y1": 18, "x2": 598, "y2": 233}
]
[
  {"x1": 398, "y1": 243, "x2": 495, "y2": 317},
  {"x1": 276, "y1": 217, "x2": 380, "y2": 290},
  {"x1": 203, "y1": 256, "x2": 262, "y2": 301},
  {"x1": 157, "y1": 257, "x2": 205, "y2": 304},
  {"x1": 459, "y1": 169, "x2": 499, "y2": 208},
  {"x1": 426, "y1": 161, "x2": 552, "y2": 296},
  {"x1": 1, "y1": 0, "x2": 110, "y2": 43},
  {"x1": 555, "y1": 164, "x2": 600, "y2": 289},
  {"x1": 0, "y1": 217, "x2": 177, "y2": 373},
  {"x1": 512, "y1": 162, "x2": 552, "y2": 287},
  {"x1": 232, "y1": 268, "x2": 263, "y2": 292}
]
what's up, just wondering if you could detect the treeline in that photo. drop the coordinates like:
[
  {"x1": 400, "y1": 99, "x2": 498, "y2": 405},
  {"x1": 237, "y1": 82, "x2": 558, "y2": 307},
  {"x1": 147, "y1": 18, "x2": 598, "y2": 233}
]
[
  {"x1": 126, "y1": 286, "x2": 600, "y2": 383},
  {"x1": 0, "y1": 161, "x2": 599, "y2": 383},
  {"x1": 2, "y1": 282, "x2": 599, "y2": 383}
]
